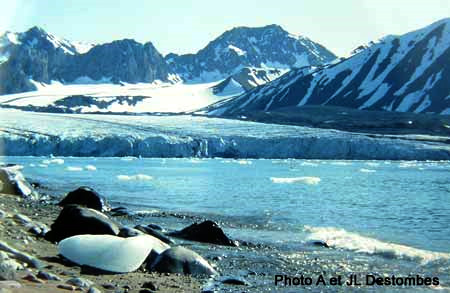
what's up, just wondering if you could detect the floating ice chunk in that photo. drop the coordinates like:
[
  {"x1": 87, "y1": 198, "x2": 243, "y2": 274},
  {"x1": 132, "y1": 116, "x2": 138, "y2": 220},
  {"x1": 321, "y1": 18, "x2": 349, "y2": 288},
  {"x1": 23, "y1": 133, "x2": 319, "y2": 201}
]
[
  {"x1": 399, "y1": 162, "x2": 418, "y2": 168},
  {"x1": 42, "y1": 158, "x2": 64, "y2": 165},
  {"x1": 359, "y1": 168, "x2": 376, "y2": 173},
  {"x1": 330, "y1": 161, "x2": 351, "y2": 166},
  {"x1": 270, "y1": 177, "x2": 321, "y2": 185},
  {"x1": 237, "y1": 160, "x2": 252, "y2": 165},
  {"x1": 58, "y1": 234, "x2": 169, "y2": 273},
  {"x1": 85, "y1": 165, "x2": 97, "y2": 171},
  {"x1": 300, "y1": 162, "x2": 319, "y2": 167},
  {"x1": 38, "y1": 164, "x2": 48, "y2": 168},
  {"x1": 121, "y1": 157, "x2": 137, "y2": 161},
  {"x1": 66, "y1": 166, "x2": 83, "y2": 171},
  {"x1": 117, "y1": 174, "x2": 153, "y2": 181},
  {"x1": 365, "y1": 162, "x2": 380, "y2": 167}
]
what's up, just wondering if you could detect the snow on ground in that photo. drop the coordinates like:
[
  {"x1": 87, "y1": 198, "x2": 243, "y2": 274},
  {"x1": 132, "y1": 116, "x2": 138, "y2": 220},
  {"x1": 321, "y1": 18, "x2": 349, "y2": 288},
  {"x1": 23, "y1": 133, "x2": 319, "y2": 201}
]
[{"x1": 0, "y1": 81, "x2": 232, "y2": 113}]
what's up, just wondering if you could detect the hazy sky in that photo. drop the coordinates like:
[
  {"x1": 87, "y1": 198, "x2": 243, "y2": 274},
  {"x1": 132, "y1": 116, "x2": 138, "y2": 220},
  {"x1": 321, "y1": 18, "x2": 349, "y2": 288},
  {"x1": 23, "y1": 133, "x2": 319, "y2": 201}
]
[{"x1": 1, "y1": 0, "x2": 449, "y2": 57}]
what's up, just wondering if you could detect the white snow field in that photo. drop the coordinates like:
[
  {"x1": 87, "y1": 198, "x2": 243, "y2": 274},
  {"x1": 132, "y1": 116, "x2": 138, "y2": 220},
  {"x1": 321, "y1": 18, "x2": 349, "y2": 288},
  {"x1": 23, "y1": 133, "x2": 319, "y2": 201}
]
[
  {"x1": 0, "y1": 108, "x2": 449, "y2": 159},
  {"x1": 0, "y1": 81, "x2": 229, "y2": 113}
]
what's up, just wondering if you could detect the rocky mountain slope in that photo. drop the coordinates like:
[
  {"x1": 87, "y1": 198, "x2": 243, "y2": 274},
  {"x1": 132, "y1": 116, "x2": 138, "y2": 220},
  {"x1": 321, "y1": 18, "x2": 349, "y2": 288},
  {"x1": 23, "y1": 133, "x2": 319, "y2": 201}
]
[
  {"x1": 0, "y1": 27, "x2": 176, "y2": 94},
  {"x1": 165, "y1": 24, "x2": 336, "y2": 82},
  {"x1": 0, "y1": 25, "x2": 336, "y2": 95},
  {"x1": 206, "y1": 18, "x2": 450, "y2": 115}
]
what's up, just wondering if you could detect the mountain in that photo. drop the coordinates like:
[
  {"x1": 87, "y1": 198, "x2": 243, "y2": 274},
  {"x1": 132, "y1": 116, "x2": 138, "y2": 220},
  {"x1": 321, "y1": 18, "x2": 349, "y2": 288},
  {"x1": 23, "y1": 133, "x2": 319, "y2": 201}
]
[
  {"x1": 164, "y1": 24, "x2": 337, "y2": 82},
  {"x1": 206, "y1": 19, "x2": 450, "y2": 115},
  {"x1": 212, "y1": 67, "x2": 284, "y2": 96},
  {"x1": 0, "y1": 27, "x2": 175, "y2": 94}
]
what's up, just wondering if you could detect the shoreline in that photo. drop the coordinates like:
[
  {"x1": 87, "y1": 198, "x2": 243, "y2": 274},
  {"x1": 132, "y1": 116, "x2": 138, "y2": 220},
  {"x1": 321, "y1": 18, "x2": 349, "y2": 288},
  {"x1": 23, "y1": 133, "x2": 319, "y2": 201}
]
[
  {"x1": 1, "y1": 162, "x2": 450, "y2": 292},
  {"x1": 0, "y1": 193, "x2": 203, "y2": 292}
]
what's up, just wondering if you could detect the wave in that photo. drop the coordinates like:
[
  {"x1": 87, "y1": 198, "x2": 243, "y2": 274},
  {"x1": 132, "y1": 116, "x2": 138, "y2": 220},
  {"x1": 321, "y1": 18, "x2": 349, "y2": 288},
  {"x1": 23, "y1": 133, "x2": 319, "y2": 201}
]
[
  {"x1": 117, "y1": 174, "x2": 153, "y2": 181},
  {"x1": 304, "y1": 226, "x2": 450, "y2": 264},
  {"x1": 270, "y1": 177, "x2": 320, "y2": 185}
]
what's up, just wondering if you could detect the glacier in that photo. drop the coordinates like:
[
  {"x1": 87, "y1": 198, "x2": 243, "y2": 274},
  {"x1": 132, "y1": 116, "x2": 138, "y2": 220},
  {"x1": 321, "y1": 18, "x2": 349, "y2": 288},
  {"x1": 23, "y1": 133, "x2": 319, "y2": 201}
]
[{"x1": 0, "y1": 109, "x2": 449, "y2": 160}]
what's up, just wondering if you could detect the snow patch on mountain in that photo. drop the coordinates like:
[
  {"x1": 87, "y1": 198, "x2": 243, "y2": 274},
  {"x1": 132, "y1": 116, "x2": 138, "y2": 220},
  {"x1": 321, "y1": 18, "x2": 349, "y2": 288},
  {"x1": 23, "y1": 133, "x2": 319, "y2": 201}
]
[{"x1": 206, "y1": 18, "x2": 450, "y2": 115}]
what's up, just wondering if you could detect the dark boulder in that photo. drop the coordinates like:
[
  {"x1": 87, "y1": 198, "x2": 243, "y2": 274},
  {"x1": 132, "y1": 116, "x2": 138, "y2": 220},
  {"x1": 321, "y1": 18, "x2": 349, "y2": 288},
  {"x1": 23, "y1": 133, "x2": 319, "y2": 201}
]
[
  {"x1": 149, "y1": 246, "x2": 216, "y2": 275},
  {"x1": 59, "y1": 187, "x2": 109, "y2": 212},
  {"x1": 221, "y1": 277, "x2": 250, "y2": 286},
  {"x1": 168, "y1": 220, "x2": 236, "y2": 246},
  {"x1": 135, "y1": 225, "x2": 174, "y2": 245},
  {"x1": 309, "y1": 240, "x2": 329, "y2": 248},
  {"x1": 45, "y1": 205, "x2": 120, "y2": 242},
  {"x1": 109, "y1": 206, "x2": 129, "y2": 217},
  {"x1": 118, "y1": 226, "x2": 143, "y2": 238}
]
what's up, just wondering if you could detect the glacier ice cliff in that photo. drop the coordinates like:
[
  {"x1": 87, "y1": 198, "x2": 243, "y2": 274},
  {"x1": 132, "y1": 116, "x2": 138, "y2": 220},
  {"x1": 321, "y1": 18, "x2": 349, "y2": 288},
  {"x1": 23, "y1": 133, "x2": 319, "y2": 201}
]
[{"x1": 0, "y1": 109, "x2": 449, "y2": 160}]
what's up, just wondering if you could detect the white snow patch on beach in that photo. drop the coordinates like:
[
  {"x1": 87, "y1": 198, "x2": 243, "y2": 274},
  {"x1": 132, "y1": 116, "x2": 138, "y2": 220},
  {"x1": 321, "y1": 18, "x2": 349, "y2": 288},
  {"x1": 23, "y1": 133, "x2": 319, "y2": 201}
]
[
  {"x1": 270, "y1": 177, "x2": 321, "y2": 185},
  {"x1": 117, "y1": 174, "x2": 153, "y2": 181}
]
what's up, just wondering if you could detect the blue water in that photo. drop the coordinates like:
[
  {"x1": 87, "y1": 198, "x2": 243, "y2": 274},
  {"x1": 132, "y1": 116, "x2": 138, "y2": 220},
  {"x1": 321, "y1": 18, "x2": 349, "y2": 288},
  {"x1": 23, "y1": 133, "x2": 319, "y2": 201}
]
[{"x1": 3, "y1": 157, "x2": 449, "y2": 256}]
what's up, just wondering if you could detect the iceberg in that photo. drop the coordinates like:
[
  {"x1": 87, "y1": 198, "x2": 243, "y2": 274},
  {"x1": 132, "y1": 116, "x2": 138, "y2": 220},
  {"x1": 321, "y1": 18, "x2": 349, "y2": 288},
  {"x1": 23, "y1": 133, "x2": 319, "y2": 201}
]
[{"x1": 58, "y1": 234, "x2": 169, "y2": 273}]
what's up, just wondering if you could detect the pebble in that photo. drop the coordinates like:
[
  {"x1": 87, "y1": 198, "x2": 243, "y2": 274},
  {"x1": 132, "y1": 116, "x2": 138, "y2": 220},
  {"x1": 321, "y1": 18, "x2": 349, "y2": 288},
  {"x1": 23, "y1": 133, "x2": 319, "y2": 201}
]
[
  {"x1": 0, "y1": 280, "x2": 21, "y2": 289},
  {"x1": 142, "y1": 281, "x2": 157, "y2": 291},
  {"x1": 221, "y1": 277, "x2": 250, "y2": 286},
  {"x1": 0, "y1": 265, "x2": 17, "y2": 281},
  {"x1": 66, "y1": 277, "x2": 93, "y2": 288},
  {"x1": 37, "y1": 270, "x2": 62, "y2": 281},
  {"x1": 23, "y1": 273, "x2": 44, "y2": 283},
  {"x1": 102, "y1": 283, "x2": 116, "y2": 289},
  {"x1": 57, "y1": 284, "x2": 76, "y2": 291},
  {"x1": 88, "y1": 287, "x2": 103, "y2": 293},
  {"x1": 12, "y1": 214, "x2": 32, "y2": 226}
]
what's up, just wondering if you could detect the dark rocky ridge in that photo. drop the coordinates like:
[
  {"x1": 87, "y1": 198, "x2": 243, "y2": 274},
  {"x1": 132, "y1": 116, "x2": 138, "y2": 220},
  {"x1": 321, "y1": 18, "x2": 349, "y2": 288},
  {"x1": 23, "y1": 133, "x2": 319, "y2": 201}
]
[
  {"x1": 165, "y1": 24, "x2": 337, "y2": 81},
  {"x1": 0, "y1": 27, "x2": 173, "y2": 94},
  {"x1": 0, "y1": 25, "x2": 336, "y2": 95},
  {"x1": 206, "y1": 19, "x2": 450, "y2": 115}
]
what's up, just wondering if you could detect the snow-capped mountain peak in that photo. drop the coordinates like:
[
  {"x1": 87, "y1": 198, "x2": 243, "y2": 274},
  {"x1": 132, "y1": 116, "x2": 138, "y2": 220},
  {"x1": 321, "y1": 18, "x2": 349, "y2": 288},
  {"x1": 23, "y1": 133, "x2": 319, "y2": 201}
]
[
  {"x1": 165, "y1": 24, "x2": 337, "y2": 83},
  {"x1": 206, "y1": 18, "x2": 450, "y2": 115}
]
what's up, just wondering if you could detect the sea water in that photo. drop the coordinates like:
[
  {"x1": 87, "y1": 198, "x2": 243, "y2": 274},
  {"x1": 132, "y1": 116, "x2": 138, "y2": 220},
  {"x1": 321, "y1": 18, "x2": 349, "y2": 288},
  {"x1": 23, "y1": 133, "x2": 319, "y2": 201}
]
[{"x1": 2, "y1": 157, "x2": 450, "y2": 291}]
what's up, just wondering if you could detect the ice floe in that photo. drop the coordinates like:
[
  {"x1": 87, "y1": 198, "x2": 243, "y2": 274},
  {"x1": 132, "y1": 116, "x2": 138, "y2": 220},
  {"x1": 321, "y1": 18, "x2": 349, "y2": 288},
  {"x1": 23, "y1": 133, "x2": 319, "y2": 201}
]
[
  {"x1": 117, "y1": 174, "x2": 153, "y2": 181},
  {"x1": 270, "y1": 177, "x2": 321, "y2": 185}
]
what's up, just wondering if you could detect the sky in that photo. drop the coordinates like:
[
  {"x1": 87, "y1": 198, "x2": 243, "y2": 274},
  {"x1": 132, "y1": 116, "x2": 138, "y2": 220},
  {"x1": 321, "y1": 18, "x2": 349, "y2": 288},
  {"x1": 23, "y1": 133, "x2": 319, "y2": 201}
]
[{"x1": 1, "y1": 0, "x2": 450, "y2": 57}]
